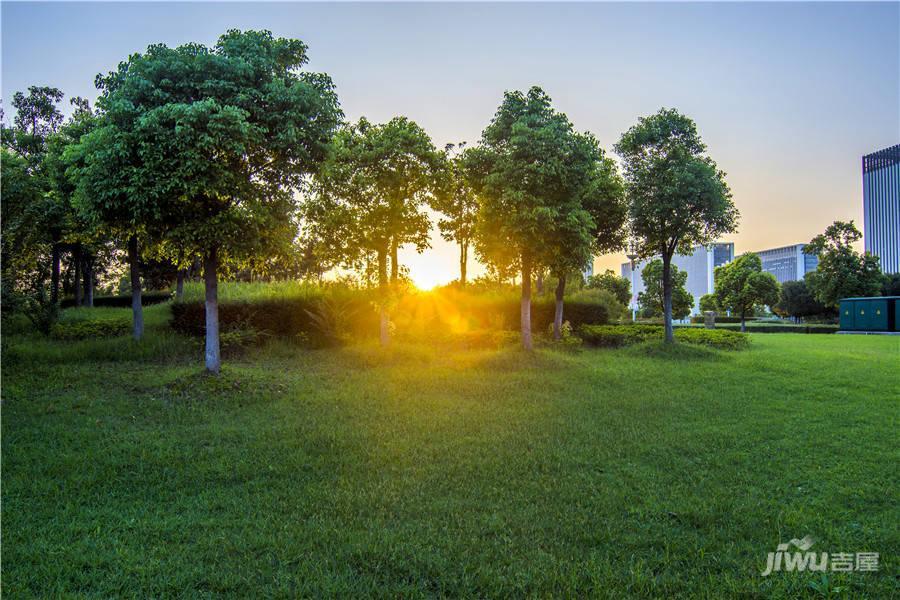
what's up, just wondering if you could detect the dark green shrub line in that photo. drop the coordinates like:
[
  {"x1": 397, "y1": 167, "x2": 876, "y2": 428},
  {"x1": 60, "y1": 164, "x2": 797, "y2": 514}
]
[
  {"x1": 60, "y1": 291, "x2": 172, "y2": 309},
  {"x1": 579, "y1": 324, "x2": 749, "y2": 350},
  {"x1": 677, "y1": 323, "x2": 838, "y2": 334},
  {"x1": 689, "y1": 315, "x2": 760, "y2": 324},
  {"x1": 50, "y1": 319, "x2": 131, "y2": 340},
  {"x1": 171, "y1": 296, "x2": 610, "y2": 344}
]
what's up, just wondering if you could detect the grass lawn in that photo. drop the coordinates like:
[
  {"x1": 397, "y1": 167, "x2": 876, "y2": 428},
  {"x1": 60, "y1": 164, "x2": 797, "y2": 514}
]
[{"x1": 3, "y1": 305, "x2": 898, "y2": 597}]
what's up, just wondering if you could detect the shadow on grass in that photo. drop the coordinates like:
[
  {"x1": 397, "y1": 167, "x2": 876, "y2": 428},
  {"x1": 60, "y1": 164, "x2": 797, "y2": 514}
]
[{"x1": 621, "y1": 340, "x2": 729, "y2": 362}]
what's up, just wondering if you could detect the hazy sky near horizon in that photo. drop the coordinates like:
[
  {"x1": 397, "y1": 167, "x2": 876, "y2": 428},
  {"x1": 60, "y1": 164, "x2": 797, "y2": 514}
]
[{"x1": 3, "y1": 2, "x2": 898, "y2": 287}]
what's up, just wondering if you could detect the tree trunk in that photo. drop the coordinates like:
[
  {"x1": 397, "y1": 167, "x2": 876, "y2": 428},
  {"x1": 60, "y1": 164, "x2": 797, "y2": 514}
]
[
  {"x1": 740, "y1": 310, "x2": 747, "y2": 333},
  {"x1": 536, "y1": 272, "x2": 544, "y2": 295},
  {"x1": 73, "y1": 244, "x2": 83, "y2": 307},
  {"x1": 204, "y1": 247, "x2": 221, "y2": 374},
  {"x1": 127, "y1": 236, "x2": 144, "y2": 340},
  {"x1": 176, "y1": 269, "x2": 185, "y2": 300},
  {"x1": 50, "y1": 235, "x2": 61, "y2": 304},
  {"x1": 521, "y1": 255, "x2": 533, "y2": 351},
  {"x1": 83, "y1": 253, "x2": 94, "y2": 307},
  {"x1": 378, "y1": 247, "x2": 389, "y2": 346},
  {"x1": 662, "y1": 252, "x2": 674, "y2": 344},
  {"x1": 553, "y1": 273, "x2": 566, "y2": 341},
  {"x1": 459, "y1": 242, "x2": 467, "y2": 287},
  {"x1": 390, "y1": 239, "x2": 399, "y2": 285}
]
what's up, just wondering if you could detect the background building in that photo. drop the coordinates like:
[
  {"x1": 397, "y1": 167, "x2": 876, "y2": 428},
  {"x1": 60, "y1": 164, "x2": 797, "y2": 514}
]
[
  {"x1": 622, "y1": 243, "x2": 734, "y2": 316},
  {"x1": 751, "y1": 244, "x2": 818, "y2": 283},
  {"x1": 863, "y1": 144, "x2": 900, "y2": 274}
]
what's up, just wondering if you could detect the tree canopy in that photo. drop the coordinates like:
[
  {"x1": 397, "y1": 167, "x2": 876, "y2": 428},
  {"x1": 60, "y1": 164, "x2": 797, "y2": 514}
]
[
  {"x1": 638, "y1": 259, "x2": 694, "y2": 320},
  {"x1": 714, "y1": 253, "x2": 780, "y2": 331},
  {"x1": 805, "y1": 221, "x2": 883, "y2": 308}
]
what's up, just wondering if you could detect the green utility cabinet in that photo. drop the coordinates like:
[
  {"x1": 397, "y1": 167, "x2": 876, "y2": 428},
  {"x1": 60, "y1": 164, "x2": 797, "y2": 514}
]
[
  {"x1": 839, "y1": 297, "x2": 899, "y2": 332},
  {"x1": 839, "y1": 300, "x2": 855, "y2": 330}
]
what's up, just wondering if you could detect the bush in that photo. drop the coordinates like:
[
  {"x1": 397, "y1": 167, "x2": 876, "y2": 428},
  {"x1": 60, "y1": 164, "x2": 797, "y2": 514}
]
[
  {"x1": 50, "y1": 318, "x2": 130, "y2": 340},
  {"x1": 690, "y1": 315, "x2": 759, "y2": 324},
  {"x1": 680, "y1": 322, "x2": 837, "y2": 334},
  {"x1": 60, "y1": 291, "x2": 172, "y2": 309},
  {"x1": 579, "y1": 324, "x2": 749, "y2": 350}
]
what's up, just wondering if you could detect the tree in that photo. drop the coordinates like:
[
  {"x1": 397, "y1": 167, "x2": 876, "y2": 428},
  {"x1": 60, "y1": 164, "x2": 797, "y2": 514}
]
[
  {"x1": 882, "y1": 272, "x2": 900, "y2": 297},
  {"x1": 586, "y1": 269, "x2": 631, "y2": 306},
  {"x1": 303, "y1": 117, "x2": 440, "y2": 345},
  {"x1": 699, "y1": 293, "x2": 718, "y2": 313},
  {"x1": 468, "y1": 86, "x2": 608, "y2": 349},
  {"x1": 713, "y1": 253, "x2": 780, "y2": 331},
  {"x1": 70, "y1": 30, "x2": 341, "y2": 371},
  {"x1": 638, "y1": 259, "x2": 693, "y2": 320},
  {"x1": 776, "y1": 278, "x2": 828, "y2": 319},
  {"x1": 432, "y1": 143, "x2": 479, "y2": 287},
  {"x1": 805, "y1": 221, "x2": 883, "y2": 308},
  {"x1": 616, "y1": 108, "x2": 737, "y2": 343}
]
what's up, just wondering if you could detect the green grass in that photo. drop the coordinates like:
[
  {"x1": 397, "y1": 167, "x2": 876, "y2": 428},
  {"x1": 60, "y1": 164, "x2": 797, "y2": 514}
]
[{"x1": 3, "y1": 307, "x2": 898, "y2": 597}]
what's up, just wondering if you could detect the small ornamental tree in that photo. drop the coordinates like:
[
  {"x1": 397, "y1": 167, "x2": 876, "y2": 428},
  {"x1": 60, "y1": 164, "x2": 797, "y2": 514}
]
[
  {"x1": 806, "y1": 221, "x2": 883, "y2": 308},
  {"x1": 616, "y1": 108, "x2": 737, "y2": 343},
  {"x1": 699, "y1": 293, "x2": 719, "y2": 314},
  {"x1": 303, "y1": 117, "x2": 440, "y2": 345},
  {"x1": 714, "y1": 253, "x2": 780, "y2": 331},
  {"x1": 432, "y1": 143, "x2": 479, "y2": 287},
  {"x1": 638, "y1": 259, "x2": 693, "y2": 320},
  {"x1": 70, "y1": 30, "x2": 341, "y2": 370}
]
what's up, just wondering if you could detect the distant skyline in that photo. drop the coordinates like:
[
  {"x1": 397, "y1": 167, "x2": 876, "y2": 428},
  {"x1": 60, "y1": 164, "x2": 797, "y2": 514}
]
[{"x1": 3, "y1": 2, "x2": 898, "y2": 288}]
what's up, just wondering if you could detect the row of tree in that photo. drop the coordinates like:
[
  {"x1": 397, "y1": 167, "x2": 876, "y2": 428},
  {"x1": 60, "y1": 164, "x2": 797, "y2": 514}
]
[{"x1": 3, "y1": 29, "x2": 741, "y2": 372}]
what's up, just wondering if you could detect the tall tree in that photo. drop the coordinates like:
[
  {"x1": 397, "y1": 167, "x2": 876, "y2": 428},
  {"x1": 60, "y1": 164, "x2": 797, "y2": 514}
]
[
  {"x1": 638, "y1": 259, "x2": 694, "y2": 320},
  {"x1": 468, "y1": 86, "x2": 597, "y2": 349},
  {"x1": 70, "y1": 29, "x2": 342, "y2": 370},
  {"x1": 714, "y1": 253, "x2": 780, "y2": 331},
  {"x1": 303, "y1": 117, "x2": 439, "y2": 345},
  {"x1": 546, "y1": 134, "x2": 626, "y2": 340},
  {"x1": 805, "y1": 221, "x2": 882, "y2": 308},
  {"x1": 432, "y1": 143, "x2": 479, "y2": 287},
  {"x1": 616, "y1": 108, "x2": 737, "y2": 343}
]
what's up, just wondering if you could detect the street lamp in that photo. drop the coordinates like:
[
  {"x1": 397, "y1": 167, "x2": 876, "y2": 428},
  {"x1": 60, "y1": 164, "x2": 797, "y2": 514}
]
[{"x1": 626, "y1": 241, "x2": 638, "y2": 322}]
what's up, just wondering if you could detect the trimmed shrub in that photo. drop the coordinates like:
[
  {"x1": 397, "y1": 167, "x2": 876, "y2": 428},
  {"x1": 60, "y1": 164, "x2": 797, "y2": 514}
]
[
  {"x1": 60, "y1": 291, "x2": 172, "y2": 309},
  {"x1": 679, "y1": 323, "x2": 837, "y2": 334},
  {"x1": 690, "y1": 315, "x2": 759, "y2": 324},
  {"x1": 51, "y1": 318, "x2": 130, "y2": 340},
  {"x1": 579, "y1": 324, "x2": 749, "y2": 350}
]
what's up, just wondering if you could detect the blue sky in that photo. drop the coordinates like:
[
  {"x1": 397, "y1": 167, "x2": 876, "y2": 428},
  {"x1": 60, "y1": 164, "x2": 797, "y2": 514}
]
[{"x1": 3, "y1": 2, "x2": 898, "y2": 286}]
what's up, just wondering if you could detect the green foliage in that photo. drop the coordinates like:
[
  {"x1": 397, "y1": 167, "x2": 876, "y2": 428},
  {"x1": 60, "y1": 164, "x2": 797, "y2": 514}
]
[
  {"x1": 569, "y1": 287, "x2": 629, "y2": 322},
  {"x1": 59, "y1": 291, "x2": 172, "y2": 309},
  {"x1": 776, "y1": 278, "x2": 830, "y2": 318},
  {"x1": 882, "y1": 272, "x2": 900, "y2": 296},
  {"x1": 806, "y1": 221, "x2": 883, "y2": 308},
  {"x1": 714, "y1": 253, "x2": 780, "y2": 324},
  {"x1": 638, "y1": 259, "x2": 693, "y2": 320},
  {"x1": 50, "y1": 318, "x2": 130, "y2": 340},
  {"x1": 699, "y1": 293, "x2": 718, "y2": 313},
  {"x1": 579, "y1": 323, "x2": 749, "y2": 349},
  {"x1": 585, "y1": 269, "x2": 631, "y2": 306},
  {"x1": 432, "y1": 143, "x2": 479, "y2": 284},
  {"x1": 616, "y1": 108, "x2": 737, "y2": 339}
]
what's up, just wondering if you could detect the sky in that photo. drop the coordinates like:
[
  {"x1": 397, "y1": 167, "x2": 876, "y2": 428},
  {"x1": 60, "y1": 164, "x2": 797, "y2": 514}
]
[{"x1": 3, "y1": 1, "x2": 898, "y2": 289}]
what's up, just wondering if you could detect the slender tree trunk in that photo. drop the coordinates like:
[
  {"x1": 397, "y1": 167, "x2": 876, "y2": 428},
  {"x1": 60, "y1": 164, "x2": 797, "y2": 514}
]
[
  {"x1": 459, "y1": 242, "x2": 467, "y2": 287},
  {"x1": 378, "y1": 247, "x2": 389, "y2": 346},
  {"x1": 521, "y1": 255, "x2": 533, "y2": 351},
  {"x1": 662, "y1": 252, "x2": 674, "y2": 344},
  {"x1": 553, "y1": 273, "x2": 566, "y2": 341},
  {"x1": 83, "y1": 253, "x2": 94, "y2": 307},
  {"x1": 536, "y1": 272, "x2": 544, "y2": 295},
  {"x1": 50, "y1": 234, "x2": 61, "y2": 304},
  {"x1": 127, "y1": 236, "x2": 144, "y2": 340},
  {"x1": 204, "y1": 247, "x2": 221, "y2": 374},
  {"x1": 73, "y1": 244, "x2": 83, "y2": 307},
  {"x1": 390, "y1": 239, "x2": 399, "y2": 284},
  {"x1": 176, "y1": 269, "x2": 185, "y2": 300},
  {"x1": 740, "y1": 309, "x2": 746, "y2": 333}
]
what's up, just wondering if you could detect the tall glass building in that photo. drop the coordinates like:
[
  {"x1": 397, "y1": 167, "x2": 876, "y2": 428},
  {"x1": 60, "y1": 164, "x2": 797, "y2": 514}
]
[{"x1": 863, "y1": 144, "x2": 900, "y2": 274}]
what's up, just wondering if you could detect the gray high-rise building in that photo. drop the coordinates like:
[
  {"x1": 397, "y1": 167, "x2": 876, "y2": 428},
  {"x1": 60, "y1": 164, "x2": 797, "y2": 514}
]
[
  {"x1": 622, "y1": 243, "x2": 734, "y2": 316},
  {"x1": 863, "y1": 144, "x2": 900, "y2": 274},
  {"x1": 751, "y1": 244, "x2": 818, "y2": 283}
]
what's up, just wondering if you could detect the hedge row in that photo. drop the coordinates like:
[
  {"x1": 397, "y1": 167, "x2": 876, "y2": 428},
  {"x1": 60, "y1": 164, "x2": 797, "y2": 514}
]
[
  {"x1": 61, "y1": 291, "x2": 172, "y2": 309},
  {"x1": 679, "y1": 323, "x2": 838, "y2": 334},
  {"x1": 579, "y1": 324, "x2": 749, "y2": 350},
  {"x1": 170, "y1": 295, "x2": 609, "y2": 343},
  {"x1": 689, "y1": 315, "x2": 759, "y2": 324}
]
